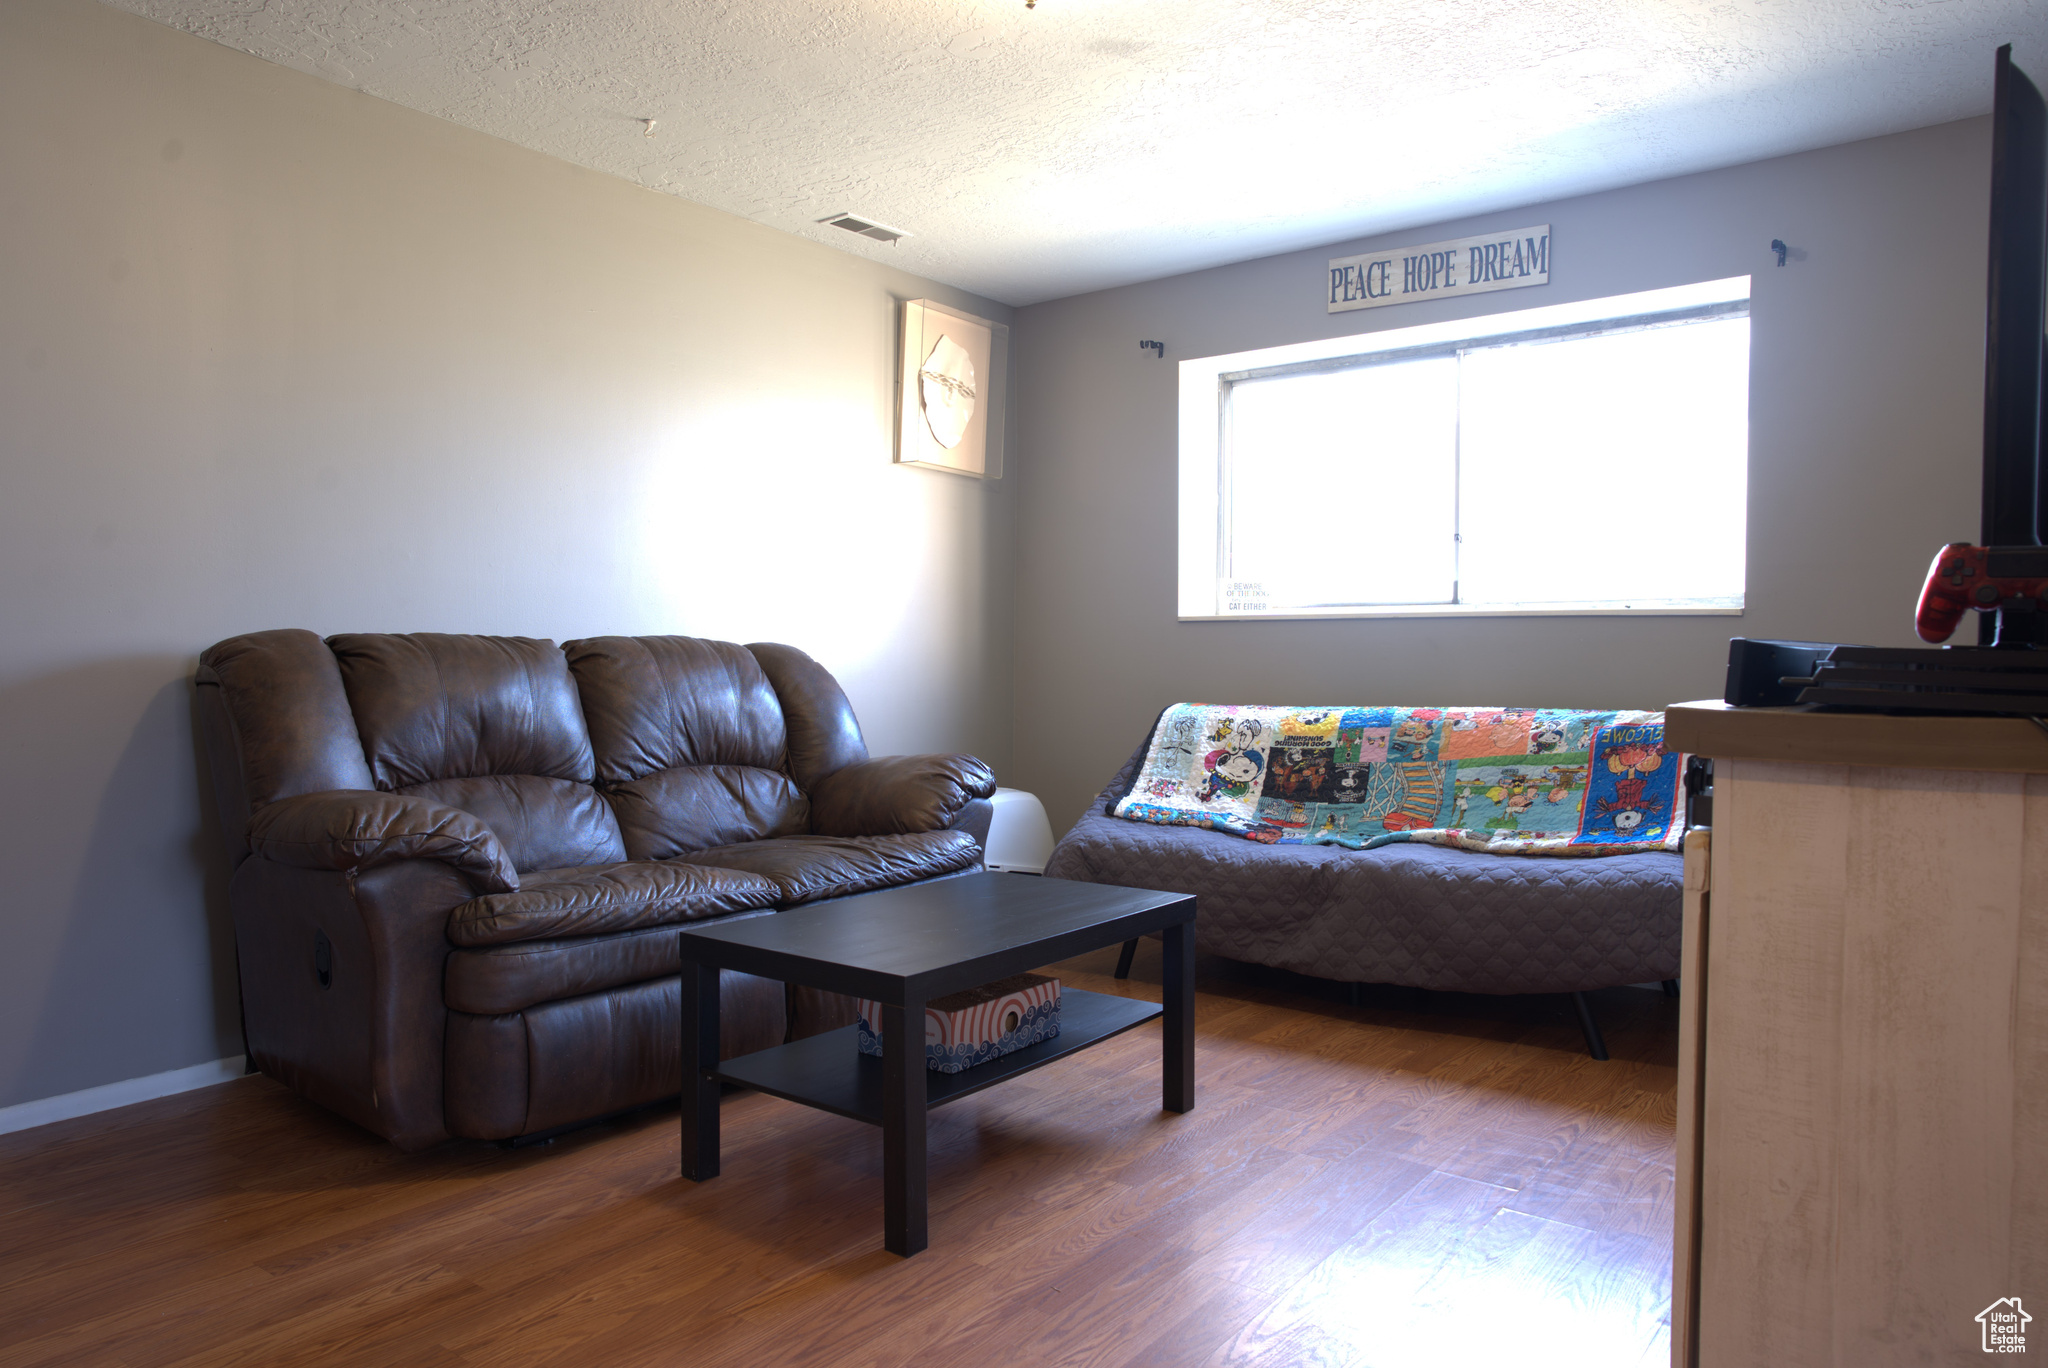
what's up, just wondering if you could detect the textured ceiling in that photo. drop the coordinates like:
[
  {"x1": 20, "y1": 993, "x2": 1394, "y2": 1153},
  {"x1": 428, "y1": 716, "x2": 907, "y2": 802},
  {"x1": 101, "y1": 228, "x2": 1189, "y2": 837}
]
[{"x1": 106, "y1": 0, "x2": 2048, "y2": 305}]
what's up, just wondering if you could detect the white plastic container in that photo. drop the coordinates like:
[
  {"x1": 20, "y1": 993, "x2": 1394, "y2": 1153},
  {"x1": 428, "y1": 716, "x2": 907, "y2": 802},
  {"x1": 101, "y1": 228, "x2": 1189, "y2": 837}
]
[{"x1": 983, "y1": 787, "x2": 1056, "y2": 874}]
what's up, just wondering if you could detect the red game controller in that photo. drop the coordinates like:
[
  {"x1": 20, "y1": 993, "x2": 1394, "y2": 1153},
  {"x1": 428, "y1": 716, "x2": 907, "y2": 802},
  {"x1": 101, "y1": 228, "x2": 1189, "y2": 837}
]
[{"x1": 1916, "y1": 542, "x2": 2048, "y2": 642}]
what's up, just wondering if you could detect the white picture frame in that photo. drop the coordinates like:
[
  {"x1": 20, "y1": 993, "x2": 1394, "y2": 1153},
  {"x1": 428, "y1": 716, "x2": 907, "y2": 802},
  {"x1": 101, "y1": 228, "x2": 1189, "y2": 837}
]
[{"x1": 896, "y1": 299, "x2": 1005, "y2": 479}]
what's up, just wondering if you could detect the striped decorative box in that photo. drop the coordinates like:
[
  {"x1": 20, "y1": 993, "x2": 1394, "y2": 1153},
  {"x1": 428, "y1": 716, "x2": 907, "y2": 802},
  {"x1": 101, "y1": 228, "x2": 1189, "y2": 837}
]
[{"x1": 855, "y1": 973, "x2": 1062, "y2": 1074}]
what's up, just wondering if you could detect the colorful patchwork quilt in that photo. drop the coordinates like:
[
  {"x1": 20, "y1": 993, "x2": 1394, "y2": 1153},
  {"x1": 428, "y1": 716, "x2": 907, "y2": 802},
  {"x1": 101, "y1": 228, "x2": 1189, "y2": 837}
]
[{"x1": 1110, "y1": 704, "x2": 1684, "y2": 856}]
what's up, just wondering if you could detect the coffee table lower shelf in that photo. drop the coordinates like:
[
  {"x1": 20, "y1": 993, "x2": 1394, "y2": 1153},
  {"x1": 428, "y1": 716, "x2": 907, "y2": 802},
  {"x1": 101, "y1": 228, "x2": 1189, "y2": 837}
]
[{"x1": 713, "y1": 988, "x2": 1162, "y2": 1124}]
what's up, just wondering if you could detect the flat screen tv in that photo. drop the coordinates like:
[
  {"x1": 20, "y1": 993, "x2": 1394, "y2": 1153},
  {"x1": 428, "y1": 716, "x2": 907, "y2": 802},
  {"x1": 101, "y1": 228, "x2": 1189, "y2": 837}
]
[{"x1": 1978, "y1": 44, "x2": 2048, "y2": 646}]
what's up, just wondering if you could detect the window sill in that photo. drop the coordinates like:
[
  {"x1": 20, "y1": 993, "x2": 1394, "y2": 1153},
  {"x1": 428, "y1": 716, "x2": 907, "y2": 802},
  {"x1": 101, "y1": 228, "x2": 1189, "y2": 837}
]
[{"x1": 1179, "y1": 600, "x2": 1745, "y2": 622}]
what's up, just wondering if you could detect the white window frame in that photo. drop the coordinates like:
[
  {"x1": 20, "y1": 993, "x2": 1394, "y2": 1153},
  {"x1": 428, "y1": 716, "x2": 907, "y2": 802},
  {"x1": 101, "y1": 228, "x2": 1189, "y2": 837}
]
[{"x1": 1177, "y1": 276, "x2": 1752, "y2": 621}]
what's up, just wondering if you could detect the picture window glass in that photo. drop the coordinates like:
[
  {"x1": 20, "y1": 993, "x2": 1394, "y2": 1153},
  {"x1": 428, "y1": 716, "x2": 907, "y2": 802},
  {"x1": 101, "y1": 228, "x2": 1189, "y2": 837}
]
[{"x1": 1186, "y1": 282, "x2": 1751, "y2": 620}]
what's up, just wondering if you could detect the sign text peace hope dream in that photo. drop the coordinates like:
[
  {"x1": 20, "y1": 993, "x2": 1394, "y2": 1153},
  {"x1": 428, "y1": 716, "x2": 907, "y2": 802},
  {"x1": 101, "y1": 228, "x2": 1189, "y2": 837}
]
[{"x1": 1328, "y1": 225, "x2": 1550, "y2": 312}]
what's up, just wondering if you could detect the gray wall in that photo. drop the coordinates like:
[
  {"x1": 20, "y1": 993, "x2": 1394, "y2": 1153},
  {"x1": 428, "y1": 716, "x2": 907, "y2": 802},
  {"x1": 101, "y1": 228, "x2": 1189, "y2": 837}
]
[
  {"x1": 1010, "y1": 119, "x2": 1991, "y2": 833},
  {"x1": 0, "y1": 0, "x2": 1014, "y2": 1109}
]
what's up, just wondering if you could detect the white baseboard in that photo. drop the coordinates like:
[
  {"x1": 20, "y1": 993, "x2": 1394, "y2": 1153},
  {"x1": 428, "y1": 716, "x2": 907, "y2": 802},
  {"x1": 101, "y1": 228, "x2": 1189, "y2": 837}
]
[{"x1": 0, "y1": 1056, "x2": 248, "y2": 1138}]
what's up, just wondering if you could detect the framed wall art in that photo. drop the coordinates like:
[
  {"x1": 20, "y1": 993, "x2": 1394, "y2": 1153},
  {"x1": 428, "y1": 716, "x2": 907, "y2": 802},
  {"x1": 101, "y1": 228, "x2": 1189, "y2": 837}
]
[{"x1": 896, "y1": 299, "x2": 1006, "y2": 479}]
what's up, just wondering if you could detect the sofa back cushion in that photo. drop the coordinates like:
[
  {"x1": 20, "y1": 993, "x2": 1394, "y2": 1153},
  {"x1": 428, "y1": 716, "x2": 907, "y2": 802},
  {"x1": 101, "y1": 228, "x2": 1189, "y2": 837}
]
[
  {"x1": 328, "y1": 633, "x2": 624, "y2": 873},
  {"x1": 399, "y1": 774, "x2": 624, "y2": 874},
  {"x1": 746, "y1": 642, "x2": 870, "y2": 790},
  {"x1": 563, "y1": 635, "x2": 808, "y2": 860}
]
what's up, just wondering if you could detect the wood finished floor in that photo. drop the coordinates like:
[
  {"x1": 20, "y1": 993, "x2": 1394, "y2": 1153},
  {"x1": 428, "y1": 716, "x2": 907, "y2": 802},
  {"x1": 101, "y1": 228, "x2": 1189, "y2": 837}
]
[{"x1": 0, "y1": 946, "x2": 1678, "y2": 1368}]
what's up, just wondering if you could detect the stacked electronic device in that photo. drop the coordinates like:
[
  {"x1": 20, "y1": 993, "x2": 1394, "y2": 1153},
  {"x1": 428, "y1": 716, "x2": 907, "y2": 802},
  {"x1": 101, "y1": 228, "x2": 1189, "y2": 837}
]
[{"x1": 1728, "y1": 638, "x2": 2048, "y2": 715}]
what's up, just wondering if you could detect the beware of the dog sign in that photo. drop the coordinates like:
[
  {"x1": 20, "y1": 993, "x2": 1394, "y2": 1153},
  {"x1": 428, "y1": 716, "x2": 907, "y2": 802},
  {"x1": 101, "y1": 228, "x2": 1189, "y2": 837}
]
[{"x1": 1328, "y1": 225, "x2": 1550, "y2": 312}]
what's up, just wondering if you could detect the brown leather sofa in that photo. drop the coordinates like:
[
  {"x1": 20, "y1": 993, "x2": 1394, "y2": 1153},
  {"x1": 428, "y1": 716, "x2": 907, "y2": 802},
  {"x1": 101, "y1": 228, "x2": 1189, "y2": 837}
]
[{"x1": 196, "y1": 630, "x2": 996, "y2": 1150}]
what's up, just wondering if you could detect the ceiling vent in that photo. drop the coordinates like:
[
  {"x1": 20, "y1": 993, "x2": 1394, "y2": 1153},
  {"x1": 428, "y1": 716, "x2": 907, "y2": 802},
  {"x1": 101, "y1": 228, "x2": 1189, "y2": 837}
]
[{"x1": 819, "y1": 212, "x2": 909, "y2": 244}]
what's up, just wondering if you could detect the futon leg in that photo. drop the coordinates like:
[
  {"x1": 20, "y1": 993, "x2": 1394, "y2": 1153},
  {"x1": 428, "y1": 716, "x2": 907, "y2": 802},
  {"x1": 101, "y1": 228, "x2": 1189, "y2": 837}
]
[
  {"x1": 1661, "y1": 979, "x2": 1680, "y2": 999},
  {"x1": 1114, "y1": 938, "x2": 1138, "y2": 979},
  {"x1": 1571, "y1": 991, "x2": 1610, "y2": 1061}
]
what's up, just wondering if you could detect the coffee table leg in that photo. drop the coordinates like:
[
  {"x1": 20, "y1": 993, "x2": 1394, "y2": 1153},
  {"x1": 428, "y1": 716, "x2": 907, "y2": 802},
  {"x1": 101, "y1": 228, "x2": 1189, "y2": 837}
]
[
  {"x1": 680, "y1": 957, "x2": 720, "y2": 1181},
  {"x1": 1162, "y1": 920, "x2": 1195, "y2": 1113},
  {"x1": 881, "y1": 997, "x2": 928, "y2": 1256}
]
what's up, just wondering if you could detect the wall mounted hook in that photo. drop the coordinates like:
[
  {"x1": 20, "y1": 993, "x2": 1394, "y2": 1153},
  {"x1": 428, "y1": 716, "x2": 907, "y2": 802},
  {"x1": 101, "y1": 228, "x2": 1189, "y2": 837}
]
[
  {"x1": 1140, "y1": 340, "x2": 1165, "y2": 358},
  {"x1": 1770, "y1": 239, "x2": 1788, "y2": 267}
]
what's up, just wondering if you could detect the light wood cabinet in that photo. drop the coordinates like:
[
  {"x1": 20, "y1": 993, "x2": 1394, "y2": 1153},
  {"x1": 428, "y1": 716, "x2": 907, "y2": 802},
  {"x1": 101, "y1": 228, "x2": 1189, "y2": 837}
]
[{"x1": 1664, "y1": 702, "x2": 2048, "y2": 1367}]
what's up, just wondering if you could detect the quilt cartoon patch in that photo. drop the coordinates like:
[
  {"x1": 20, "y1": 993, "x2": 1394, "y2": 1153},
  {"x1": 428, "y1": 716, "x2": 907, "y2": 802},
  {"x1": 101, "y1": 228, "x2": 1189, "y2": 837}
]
[{"x1": 1111, "y1": 704, "x2": 1683, "y2": 856}]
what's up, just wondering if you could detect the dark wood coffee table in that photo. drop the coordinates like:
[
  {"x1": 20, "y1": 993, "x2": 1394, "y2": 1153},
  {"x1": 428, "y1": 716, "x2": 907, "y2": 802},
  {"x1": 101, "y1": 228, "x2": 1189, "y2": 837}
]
[{"x1": 677, "y1": 872, "x2": 1196, "y2": 1256}]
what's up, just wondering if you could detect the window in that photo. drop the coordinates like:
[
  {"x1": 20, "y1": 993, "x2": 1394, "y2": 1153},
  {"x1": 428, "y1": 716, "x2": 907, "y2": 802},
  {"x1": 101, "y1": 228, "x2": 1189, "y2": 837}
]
[{"x1": 1178, "y1": 278, "x2": 1751, "y2": 619}]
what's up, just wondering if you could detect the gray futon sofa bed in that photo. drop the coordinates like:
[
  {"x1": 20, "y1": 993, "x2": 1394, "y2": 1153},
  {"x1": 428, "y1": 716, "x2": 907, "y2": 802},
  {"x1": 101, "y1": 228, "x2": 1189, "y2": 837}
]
[{"x1": 1045, "y1": 740, "x2": 1684, "y2": 1057}]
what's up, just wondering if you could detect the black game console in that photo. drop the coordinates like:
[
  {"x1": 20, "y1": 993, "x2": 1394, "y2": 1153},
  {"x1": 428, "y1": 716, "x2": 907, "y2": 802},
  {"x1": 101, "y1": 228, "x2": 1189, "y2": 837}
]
[
  {"x1": 1725, "y1": 638, "x2": 2048, "y2": 715},
  {"x1": 1724, "y1": 639, "x2": 1840, "y2": 707}
]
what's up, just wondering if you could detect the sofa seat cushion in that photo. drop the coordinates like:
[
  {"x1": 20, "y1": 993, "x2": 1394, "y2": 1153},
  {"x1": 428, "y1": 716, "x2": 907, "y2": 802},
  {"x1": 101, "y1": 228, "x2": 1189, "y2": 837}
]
[
  {"x1": 1046, "y1": 800, "x2": 1681, "y2": 995},
  {"x1": 444, "y1": 909, "x2": 775, "y2": 1015},
  {"x1": 679, "y1": 830, "x2": 981, "y2": 905},
  {"x1": 448, "y1": 860, "x2": 780, "y2": 947}
]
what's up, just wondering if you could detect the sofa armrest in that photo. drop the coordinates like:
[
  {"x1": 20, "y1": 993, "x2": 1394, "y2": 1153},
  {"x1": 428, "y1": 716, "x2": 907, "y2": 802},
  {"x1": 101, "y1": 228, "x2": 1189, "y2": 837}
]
[
  {"x1": 246, "y1": 790, "x2": 518, "y2": 894},
  {"x1": 946, "y1": 796, "x2": 994, "y2": 855},
  {"x1": 808, "y1": 754, "x2": 997, "y2": 837},
  {"x1": 232, "y1": 856, "x2": 470, "y2": 1150}
]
